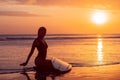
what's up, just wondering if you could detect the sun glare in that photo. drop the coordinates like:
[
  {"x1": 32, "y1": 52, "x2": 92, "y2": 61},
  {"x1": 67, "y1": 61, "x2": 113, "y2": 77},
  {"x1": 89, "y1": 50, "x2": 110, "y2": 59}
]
[{"x1": 91, "y1": 10, "x2": 108, "y2": 25}]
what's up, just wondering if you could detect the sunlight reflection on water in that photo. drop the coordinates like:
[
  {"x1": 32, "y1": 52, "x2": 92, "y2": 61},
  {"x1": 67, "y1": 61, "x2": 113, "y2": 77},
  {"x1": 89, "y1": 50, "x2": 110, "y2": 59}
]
[{"x1": 97, "y1": 38, "x2": 103, "y2": 64}]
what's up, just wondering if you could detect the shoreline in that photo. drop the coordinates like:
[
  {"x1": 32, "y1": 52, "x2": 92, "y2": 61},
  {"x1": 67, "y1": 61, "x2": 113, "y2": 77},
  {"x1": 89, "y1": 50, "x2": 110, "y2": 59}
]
[{"x1": 1, "y1": 64, "x2": 120, "y2": 80}]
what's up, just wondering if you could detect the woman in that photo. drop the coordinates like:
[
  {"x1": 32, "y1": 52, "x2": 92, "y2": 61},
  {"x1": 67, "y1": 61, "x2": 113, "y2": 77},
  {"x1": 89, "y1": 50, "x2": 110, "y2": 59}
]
[{"x1": 20, "y1": 27, "x2": 53, "y2": 71}]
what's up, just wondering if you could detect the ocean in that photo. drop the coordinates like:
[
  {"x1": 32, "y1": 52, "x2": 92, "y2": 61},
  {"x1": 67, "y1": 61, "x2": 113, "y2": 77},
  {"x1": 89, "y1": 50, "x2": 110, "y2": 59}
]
[{"x1": 0, "y1": 34, "x2": 120, "y2": 73}]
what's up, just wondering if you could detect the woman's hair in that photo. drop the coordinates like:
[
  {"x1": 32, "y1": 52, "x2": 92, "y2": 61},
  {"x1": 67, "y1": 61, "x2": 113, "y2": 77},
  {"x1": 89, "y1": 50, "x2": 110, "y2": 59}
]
[
  {"x1": 38, "y1": 26, "x2": 47, "y2": 37},
  {"x1": 38, "y1": 27, "x2": 46, "y2": 32}
]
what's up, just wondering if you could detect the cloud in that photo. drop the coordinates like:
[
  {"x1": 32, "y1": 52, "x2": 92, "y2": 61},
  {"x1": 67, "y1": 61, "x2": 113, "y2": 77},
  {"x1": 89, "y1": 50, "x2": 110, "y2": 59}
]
[
  {"x1": 0, "y1": 0, "x2": 20, "y2": 4},
  {"x1": 0, "y1": 0, "x2": 36, "y2": 4},
  {"x1": 0, "y1": 10, "x2": 49, "y2": 17},
  {"x1": 0, "y1": 0, "x2": 120, "y2": 10},
  {"x1": 36, "y1": 0, "x2": 120, "y2": 10}
]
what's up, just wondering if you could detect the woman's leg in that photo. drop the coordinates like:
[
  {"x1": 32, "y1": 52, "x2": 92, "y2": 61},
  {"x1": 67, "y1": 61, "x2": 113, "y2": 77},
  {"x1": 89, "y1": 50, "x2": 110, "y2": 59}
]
[
  {"x1": 35, "y1": 58, "x2": 54, "y2": 72},
  {"x1": 44, "y1": 60, "x2": 54, "y2": 71}
]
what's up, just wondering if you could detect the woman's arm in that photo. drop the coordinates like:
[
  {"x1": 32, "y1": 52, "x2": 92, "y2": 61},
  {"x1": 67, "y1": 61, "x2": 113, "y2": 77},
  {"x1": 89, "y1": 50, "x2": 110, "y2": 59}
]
[{"x1": 20, "y1": 40, "x2": 36, "y2": 66}]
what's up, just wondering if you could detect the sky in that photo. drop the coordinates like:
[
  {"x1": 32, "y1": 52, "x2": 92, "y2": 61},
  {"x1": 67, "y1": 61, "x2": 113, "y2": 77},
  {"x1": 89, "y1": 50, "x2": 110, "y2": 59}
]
[{"x1": 0, "y1": 0, "x2": 120, "y2": 34}]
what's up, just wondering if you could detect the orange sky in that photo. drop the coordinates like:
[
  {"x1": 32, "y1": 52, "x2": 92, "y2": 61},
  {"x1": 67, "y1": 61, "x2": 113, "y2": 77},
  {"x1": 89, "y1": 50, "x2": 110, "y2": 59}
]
[{"x1": 0, "y1": 0, "x2": 120, "y2": 34}]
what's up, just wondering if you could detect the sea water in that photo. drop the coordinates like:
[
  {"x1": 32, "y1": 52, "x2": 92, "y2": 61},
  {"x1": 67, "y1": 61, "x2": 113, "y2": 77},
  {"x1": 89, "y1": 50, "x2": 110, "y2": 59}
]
[{"x1": 0, "y1": 34, "x2": 120, "y2": 71}]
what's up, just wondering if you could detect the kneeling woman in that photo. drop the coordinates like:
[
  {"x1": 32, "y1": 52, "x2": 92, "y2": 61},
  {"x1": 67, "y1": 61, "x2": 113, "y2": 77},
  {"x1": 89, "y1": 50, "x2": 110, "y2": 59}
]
[{"x1": 20, "y1": 27, "x2": 53, "y2": 72}]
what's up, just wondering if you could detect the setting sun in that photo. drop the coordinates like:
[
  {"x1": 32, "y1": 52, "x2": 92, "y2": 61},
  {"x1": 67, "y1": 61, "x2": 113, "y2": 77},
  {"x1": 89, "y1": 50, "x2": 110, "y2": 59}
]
[{"x1": 91, "y1": 10, "x2": 108, "y2": 25}]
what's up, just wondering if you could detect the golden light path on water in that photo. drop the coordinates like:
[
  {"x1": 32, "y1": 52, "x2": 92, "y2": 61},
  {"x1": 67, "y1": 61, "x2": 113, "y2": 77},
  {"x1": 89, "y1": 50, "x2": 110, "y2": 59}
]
[{"x1": 97, "y1": 37, "x2": 103, "y2": 64}]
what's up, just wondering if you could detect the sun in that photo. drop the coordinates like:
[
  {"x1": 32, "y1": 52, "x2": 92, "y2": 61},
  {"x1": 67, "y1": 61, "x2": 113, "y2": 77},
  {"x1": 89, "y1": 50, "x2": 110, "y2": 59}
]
[{"x1": 91, "y1": 10, "x2": 108, "y2": 25}]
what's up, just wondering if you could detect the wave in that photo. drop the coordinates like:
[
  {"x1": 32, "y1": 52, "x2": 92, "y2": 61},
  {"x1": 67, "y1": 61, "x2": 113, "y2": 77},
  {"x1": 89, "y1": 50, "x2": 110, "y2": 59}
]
[
  {"x1": 70, "y1": 62, "x2": 120, "y2": 67},
  {"x1": 0, "y1": 34, "x2": 120, "y2": 41},
  {"x1": 0, "y1": 62, "x2": 120, "y2": 74},
  {"x1": 0, "y1": 67, "x2": 34, "y2": 74}
]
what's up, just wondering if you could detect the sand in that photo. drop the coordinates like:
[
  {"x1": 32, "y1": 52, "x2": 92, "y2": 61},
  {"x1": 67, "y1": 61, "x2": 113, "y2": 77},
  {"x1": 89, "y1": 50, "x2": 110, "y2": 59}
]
[{"x1": 0, "y1": 64, "x2": 120, "y2": 80}]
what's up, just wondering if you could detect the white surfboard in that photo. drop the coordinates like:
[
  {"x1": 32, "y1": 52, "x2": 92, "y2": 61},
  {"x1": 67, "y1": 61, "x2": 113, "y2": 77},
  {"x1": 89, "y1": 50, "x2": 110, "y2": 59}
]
[{"x1": 51, "y1": 57, "x2": 72, "y2": 72}]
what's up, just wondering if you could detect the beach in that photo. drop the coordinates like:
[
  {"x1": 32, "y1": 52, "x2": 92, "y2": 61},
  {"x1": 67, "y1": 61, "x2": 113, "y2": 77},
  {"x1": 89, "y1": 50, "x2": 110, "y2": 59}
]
[
  {"x1": 0, "y1": 34, "x2": 120, "y2": 80},
  {"x1": 0, "y1": 64, "x2": 120, "y2": 80}
]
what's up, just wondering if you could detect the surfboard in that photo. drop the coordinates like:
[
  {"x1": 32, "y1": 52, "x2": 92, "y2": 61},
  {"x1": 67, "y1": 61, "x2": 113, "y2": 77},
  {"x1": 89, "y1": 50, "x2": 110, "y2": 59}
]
[{"x1": 51, "y1": 57, "x2": 72, "y2": 72}]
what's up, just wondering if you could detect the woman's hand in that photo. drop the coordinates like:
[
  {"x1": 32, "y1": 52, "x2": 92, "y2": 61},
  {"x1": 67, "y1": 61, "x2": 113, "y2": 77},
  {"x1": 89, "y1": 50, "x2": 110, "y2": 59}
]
[{"x1": 20, "y1": 62, "x2": 27, "y2": 66}]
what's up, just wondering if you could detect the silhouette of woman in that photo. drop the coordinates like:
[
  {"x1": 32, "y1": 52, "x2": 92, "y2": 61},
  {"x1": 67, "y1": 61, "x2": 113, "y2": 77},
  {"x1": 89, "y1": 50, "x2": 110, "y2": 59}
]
[{"x1": 20, "y1": 27, "x2": 53, "y2": 72}]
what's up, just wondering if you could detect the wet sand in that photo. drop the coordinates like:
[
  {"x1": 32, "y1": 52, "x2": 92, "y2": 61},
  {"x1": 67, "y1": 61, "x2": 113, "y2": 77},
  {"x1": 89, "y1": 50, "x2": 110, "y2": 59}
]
[{"x1": 0, "y1": 64, "x2": 120, "y2": 80}]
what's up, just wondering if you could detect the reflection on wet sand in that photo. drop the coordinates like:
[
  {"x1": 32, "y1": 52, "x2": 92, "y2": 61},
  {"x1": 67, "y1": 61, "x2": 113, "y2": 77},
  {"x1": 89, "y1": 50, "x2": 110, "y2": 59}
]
[
  {"x1": 21, "y1": 72, "x2": 58, "y2": 80},
  {"x1": 21, "y1": 69, "x2": 70, "y2": 80}
]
